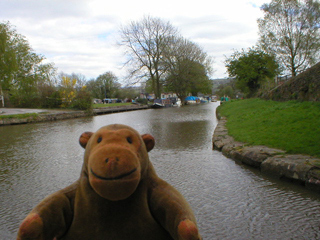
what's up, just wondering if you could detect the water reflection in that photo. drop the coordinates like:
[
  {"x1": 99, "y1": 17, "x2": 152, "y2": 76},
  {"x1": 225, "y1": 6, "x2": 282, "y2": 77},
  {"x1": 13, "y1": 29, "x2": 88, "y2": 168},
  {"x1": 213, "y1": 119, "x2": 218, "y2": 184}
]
[{"x1": 1, "y1": 103, "x2": 319, "y2": 239}]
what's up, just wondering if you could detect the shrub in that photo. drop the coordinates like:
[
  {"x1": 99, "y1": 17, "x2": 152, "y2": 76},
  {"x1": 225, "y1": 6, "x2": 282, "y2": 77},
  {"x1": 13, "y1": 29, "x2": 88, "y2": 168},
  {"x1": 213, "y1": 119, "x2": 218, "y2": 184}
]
[
  {"x1": 45, "y1": 90, "x2": 62, "y2": 108},
  {"x1": 136, "y1": 98, "x2": 148, "y2": 104},
  {"x1": 71, "y1": 90, "x2": 92, "y2": 110},
  {"x1": 10, "y1": 91, "x2": 40, "y2": 108}
]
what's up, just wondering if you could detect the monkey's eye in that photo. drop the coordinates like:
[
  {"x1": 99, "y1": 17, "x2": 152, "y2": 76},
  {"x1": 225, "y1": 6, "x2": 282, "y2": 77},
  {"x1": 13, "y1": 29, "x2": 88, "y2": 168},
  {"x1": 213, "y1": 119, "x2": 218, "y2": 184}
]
[
  {"x1": 127, "y1": 137, "x2": 133, "y2": 144},
  {"x1": 97, "y1": 137, "x2": 102, "y2": 143}
]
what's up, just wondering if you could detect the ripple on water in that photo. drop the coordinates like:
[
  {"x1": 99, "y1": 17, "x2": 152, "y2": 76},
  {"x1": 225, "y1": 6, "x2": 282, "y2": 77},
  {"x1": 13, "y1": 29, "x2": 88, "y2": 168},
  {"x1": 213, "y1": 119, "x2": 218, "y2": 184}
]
[{"x1": 1, "y1": 103, "x2": 320, "y2": 239}]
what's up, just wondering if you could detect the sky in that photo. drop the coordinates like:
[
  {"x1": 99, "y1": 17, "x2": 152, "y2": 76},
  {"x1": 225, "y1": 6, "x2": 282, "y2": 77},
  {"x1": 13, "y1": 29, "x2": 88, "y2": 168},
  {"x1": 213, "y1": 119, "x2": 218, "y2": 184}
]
[{"x1": 0, "y1": 0, "x2": 270, "y2": 84}]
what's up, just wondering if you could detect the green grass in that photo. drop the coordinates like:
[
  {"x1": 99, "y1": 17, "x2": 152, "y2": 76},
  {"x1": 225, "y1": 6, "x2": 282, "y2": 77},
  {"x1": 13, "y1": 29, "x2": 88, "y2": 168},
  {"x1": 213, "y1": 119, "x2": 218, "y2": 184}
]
[
  {"x1": 93, "y1": 103, "x2": 133, "y2": 108},
  {"x1": 218, "y1": 98, "x2": 320, "y2": 158},
  {"x1": 0, "y1": 113, "x2": 39, "y2": 119}
]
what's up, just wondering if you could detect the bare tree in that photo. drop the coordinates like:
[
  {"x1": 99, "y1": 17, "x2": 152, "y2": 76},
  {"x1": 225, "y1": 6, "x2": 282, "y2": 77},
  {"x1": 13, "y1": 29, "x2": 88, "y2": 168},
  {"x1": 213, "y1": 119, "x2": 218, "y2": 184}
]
[
  {"x1": 119, "y1": 16, "x2": 178, "y2": 98},
  {"x1": 258, "y1": 0, "x2": 320, "y2": 76}
]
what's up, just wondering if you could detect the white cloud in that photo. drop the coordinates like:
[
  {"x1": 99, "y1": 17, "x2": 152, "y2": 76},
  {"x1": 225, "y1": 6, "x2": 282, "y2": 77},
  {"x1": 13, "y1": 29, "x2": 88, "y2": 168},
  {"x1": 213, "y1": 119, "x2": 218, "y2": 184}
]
[{"x1": 0, "y1": 0, "x2": 271, "y2": 82}]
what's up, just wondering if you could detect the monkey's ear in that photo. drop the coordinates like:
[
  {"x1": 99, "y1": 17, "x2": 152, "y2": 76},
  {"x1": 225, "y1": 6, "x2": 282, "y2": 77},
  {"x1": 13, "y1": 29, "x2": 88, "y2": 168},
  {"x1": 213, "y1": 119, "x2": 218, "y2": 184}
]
[
  {"x1": 141, "y1": 134, "x2": 155, "y2": 152},
  {"x1": 79, "y1": 132, "x2": 94, "y2": 148}
]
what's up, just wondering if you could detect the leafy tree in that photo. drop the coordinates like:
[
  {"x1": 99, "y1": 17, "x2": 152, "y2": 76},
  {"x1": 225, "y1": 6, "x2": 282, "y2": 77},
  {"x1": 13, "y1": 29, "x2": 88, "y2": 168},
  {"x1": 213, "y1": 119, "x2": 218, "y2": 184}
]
[
  {"x1": 114, "y1": 86, "x2": 140, "y2": 101},
  {"x1": 0, "y1": 21, "x2": 18, "y2": 91},
  {"x1": 96, "y1": 71, "x2": 120, "y2": 99},
  {"x1": 216, "y1": 83, "x2": 236, "y2": 99},
  {"x1": 165, "y1": 59, "x2": 212, "y2": 103},
  {"x1": 258, "y1": 0, "x2": 320, "y2": 76},
  {"x1": 86, "y1": 78, "x2": 100, "y2": 99},
  {"x1": 86, "y1": 71, "x2": 120, "y2": 99},
  {"x1": 143, "y1": 79, "x2": 156, "y2": 96},
  {"x1": 0, "y1": 21, "x2": 56, "y2": 107},
  {"x1": 225, "y1": 47, "x2": 279, "y2": 97},
  {"x1": 163, "y1": 36, "x2": 213, "y2": 104},
  {"x1": 119, "y1": 16, "x2": 178, "y2": 98}
]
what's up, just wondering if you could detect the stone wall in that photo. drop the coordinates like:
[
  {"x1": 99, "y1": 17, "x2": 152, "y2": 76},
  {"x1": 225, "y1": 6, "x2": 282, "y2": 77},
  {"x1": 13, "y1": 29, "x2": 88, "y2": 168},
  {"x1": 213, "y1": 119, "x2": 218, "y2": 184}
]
[
  {"x1": 262, "y1": 62, "x2": 320, "y2": 101},
  {"x1": 0, "y1": 105, "x2": 149, "y2": 126},
  {"x1": 0, "y1": 111, "x2": 90, "y2": 126},
  {"x1": 212, "y1": 117, "x2": 320, "y2": 192}
]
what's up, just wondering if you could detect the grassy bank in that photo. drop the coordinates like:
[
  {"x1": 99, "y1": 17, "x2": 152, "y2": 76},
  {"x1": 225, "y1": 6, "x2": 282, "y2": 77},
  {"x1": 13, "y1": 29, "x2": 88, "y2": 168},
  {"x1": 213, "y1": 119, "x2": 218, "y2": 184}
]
[
  {"x1": 93, "y1": 103, "x2": 133, "y2": 108},
  {"x1": 0, "y1": 113, "x2": 39, "y2": 119},
  {"x1": 218, "y1": 99, "x2": 320, "y2": 158}
]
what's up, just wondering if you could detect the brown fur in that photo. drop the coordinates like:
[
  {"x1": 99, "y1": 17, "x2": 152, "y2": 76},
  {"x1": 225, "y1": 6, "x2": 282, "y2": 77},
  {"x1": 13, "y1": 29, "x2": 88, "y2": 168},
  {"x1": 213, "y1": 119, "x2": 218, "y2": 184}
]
[{"x1": 17, "y1": 124, "x2": 201, "y2": 240}]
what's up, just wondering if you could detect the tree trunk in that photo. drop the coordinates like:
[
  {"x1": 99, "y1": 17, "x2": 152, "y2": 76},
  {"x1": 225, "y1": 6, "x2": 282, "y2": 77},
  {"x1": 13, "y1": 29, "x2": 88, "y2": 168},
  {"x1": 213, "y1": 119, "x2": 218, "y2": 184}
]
[
  {"x1": 155, "y1": 71, "x2": 161, "y2": 99},
  {"x1": 0, "y1": 86, "x2": 4, "y2": 107},
  {"x1": 177, "y1": 94, "x2": 186, "y2": 106}
]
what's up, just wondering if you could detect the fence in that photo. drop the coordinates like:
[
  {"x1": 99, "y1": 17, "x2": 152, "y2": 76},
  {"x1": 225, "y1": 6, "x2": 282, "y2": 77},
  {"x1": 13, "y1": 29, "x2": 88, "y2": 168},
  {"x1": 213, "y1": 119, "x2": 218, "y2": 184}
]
[{"x1": 275, "y1": 70, "x2": 304, "y2": 85}]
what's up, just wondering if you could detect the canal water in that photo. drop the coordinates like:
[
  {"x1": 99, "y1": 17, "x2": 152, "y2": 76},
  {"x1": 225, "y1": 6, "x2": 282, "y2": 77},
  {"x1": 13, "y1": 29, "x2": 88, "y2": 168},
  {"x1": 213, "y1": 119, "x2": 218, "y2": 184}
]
[{"x1": 0, "y1": 102, "x2": 319, "y2": 239}]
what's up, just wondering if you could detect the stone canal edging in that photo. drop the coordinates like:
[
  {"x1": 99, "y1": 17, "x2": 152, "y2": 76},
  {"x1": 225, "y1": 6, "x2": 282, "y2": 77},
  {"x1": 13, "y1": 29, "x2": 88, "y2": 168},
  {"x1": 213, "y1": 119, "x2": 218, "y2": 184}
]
[
  {"x1": 212, "y1": 117, "x2": 320, "y2": 192},
  {"x1": 0, "y1": 110, "x2": 89, "y2": 126},
  {"x1": 0, "y1": 105, "x2": 149, "y2": 126}
]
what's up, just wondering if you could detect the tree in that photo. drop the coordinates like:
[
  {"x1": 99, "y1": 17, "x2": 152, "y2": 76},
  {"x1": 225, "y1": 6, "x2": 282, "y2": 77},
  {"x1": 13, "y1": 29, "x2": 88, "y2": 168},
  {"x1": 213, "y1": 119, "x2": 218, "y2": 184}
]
[
  {"x1": 225, "y1": 47, "x2": 279, "y2": 97},
  {"x1": 96, "y1": 71, "x2": 120, "y2": 99},
  {"x1": 69, "y1": 73, "x2": 87, "y2": 89},
  {"x1": 86, "y1": 71, "x2": 120, "y2": 99},
  {"x1": 0, "y1": 21, "x2": 18, "y2": 91},
  {"x1": 258, "y1": 0, "x2": 320, "y2": 76},
  {"x1": 0, "y1": 21, "x2": 56, "y2": 107},
  {"x1": 216, "y1": 84, "x2": 235, "y2": 99},
  {"x1": 117, "y1": 87, "x2": 140, "y2": 100},
  {"x1": 86, "y1": 78, "x2": 101, "y2": 99},
  {"x1": 163, "y1": 36, "x2": 213, "y2": 104},
  {"x1": 119, "y1": 16, "x2": 178, "y2": 98}
]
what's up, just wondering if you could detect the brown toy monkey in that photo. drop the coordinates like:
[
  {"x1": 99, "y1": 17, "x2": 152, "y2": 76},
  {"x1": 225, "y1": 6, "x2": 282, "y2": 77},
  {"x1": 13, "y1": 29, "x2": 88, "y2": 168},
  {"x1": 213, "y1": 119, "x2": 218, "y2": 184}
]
[{"x1": 17, "y1": 124, "x2": 201, "y2": 240}]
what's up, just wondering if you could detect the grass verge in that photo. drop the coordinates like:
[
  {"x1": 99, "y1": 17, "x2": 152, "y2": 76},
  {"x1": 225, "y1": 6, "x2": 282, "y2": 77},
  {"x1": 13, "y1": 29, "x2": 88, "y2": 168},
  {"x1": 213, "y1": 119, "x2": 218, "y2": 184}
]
[
  {"x1": 93, "y1": 103, "x2": 133, "y2": 108},
  {"x1": 0, "y1": 113, "x2": 39, "y2": 119},
  {"x1": 218, "y1": 98, "x2": 320, "y2": 158}
]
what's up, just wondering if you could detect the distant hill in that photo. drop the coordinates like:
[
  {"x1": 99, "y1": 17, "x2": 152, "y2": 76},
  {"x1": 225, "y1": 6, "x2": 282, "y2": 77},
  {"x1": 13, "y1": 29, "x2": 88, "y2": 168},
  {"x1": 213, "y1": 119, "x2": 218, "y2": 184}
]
[
  {"x1": 211, "y1": 78, "x2": 235, "y2": 94},
  {"x1": 212, "y1": 78, "x2": 234, "y2": 85},
  {"x1": 262, "y1": 62, "x2": 320, "y2": 101}
]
